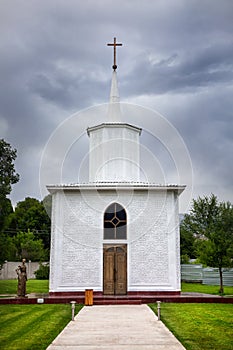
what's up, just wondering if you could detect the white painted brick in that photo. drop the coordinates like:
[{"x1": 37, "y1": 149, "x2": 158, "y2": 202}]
[{"x1": 49, "y1": 188, "x2": 181, "y2": 292}]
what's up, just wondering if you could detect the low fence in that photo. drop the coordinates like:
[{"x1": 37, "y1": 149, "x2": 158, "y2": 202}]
[
  {"x1": 181, "y1": 264, "x2": 233, "y2": 286},
  {"x1": 1, "y1": 262, "x2": 233, "y2": 285},
  {"x1": 181, "y1": 264, "x2": 203, "y2": 282},
  {"x1": 0, "y1": 261, "x2": 41, "y2": 280},
  {"x1": 203, "y1": 267, "x2": 233, "y2": 286}
]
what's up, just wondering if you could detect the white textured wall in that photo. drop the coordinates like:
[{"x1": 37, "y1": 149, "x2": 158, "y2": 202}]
[
  {"x1": 88, "y1": 124, "x2": 141, "y2": 182},
  {"x1": 49, "y1": 188, "x2": 181, "y2": 292}
]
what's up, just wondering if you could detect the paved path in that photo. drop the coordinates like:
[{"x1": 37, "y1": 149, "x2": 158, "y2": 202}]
[{"x1": 47, "y1": 305, "x2": 186, "y2": 350}]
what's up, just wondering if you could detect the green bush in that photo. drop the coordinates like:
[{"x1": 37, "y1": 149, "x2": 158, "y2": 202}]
[
  {"x1": 181, "y1": 254, "x2": 190, "y2": 264},
  {"x1": 34, "y1": 263, "x2": 49, "y2": 279}
]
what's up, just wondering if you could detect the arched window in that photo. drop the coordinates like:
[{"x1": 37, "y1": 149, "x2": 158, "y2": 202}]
[{"x1": 104, "y1": 203, "x2": 127, "y2": 239}]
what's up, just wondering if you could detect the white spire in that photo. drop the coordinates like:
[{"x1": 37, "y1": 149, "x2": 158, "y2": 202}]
[
  {"x1": 110, "y1": 70, "x2": 120, "y2": 103},
  {"x1": 107, "y1": 70, "x2": 122, "y2": 122}
]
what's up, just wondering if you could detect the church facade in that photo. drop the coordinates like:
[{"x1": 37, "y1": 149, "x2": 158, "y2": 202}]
[{"x1": 47, "y1": 41, "x2": 185, "y2": 297}]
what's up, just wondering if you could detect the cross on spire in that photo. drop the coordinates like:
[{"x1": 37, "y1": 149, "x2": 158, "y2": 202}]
[{"x1": 107, "y1": 37, "x2": 123, "y2": 70}]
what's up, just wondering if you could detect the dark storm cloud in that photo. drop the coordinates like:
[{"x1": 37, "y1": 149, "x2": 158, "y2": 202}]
[
  {"x1": 122, "y1": 35, "x2": 233, "y2": 96},
  {"x1": 0, "y1": 0, "x2": 232, "y2": 210}
]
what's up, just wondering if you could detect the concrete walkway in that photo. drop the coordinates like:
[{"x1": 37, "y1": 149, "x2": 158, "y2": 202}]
[{"x1": 47, "y1": 305, "x2": 186, "y2": 350}]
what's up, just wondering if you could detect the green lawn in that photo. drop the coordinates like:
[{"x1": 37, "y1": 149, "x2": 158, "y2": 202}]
[
  {"x1": 150, "y1": 303, "x2": 233, "y2": 350},
  {"x1": 1, "y1": 280, "x2": 233, "y2": 350},
  {"x1": 1, "y1": 280, "x2": 233, "y2": 296},
  {"x1": 181, "y1": 282, "x2": 233, "y2": 296},
  {"x1": 0, "y1": 279, "x2": 49, "y2": 295},
  {"x1": 0, "y1": 304, "x2": 83, "y2": 350}
]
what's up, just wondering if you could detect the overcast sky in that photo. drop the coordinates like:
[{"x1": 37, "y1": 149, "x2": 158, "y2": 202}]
[{"x1": 1, "y1": 0, "x2": 233, "y2": 213}]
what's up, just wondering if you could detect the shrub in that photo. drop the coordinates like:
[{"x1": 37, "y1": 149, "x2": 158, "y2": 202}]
[{"x1": 34, "y1": 263, "x2": 49, "y2": 279}]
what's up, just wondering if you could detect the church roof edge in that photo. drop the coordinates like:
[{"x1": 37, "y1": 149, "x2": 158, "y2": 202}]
[
  {"x1": 87, "y1": 122, "x2": 142, "y2": 136},
  {"x1": 47, "y1": 182, "x2": 186, "y2": 195}
]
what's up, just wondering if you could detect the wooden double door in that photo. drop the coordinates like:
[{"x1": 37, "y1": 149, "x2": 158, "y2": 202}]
[{"x1": 103, "y1": 245, "x2": 127, "y2": 295}]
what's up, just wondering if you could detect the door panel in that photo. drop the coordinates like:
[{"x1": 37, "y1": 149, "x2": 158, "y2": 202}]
[
  {"x1": 115, "y1": 252, "x2": 127, "y2": 295},
  {"x1": 103, "y1": 245, "x2": 127, "y2": 295},
  {"x1": 103, "y1": 251, "x2": 115, "y2": 295}
]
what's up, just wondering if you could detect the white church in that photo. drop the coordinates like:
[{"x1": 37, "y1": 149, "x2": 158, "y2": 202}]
[{"x1": 47, "y1": 39, "x2": 185, "y2": 299}]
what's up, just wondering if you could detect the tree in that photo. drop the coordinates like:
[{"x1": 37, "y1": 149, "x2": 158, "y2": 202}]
[
  {"x1": 12, "y1": 230, "x2": 48, "y2": 261},
  {"x1": 0, "y1": 198, "x2": 13, "y2": 232},
  {"x1": 181, "y1": 194, "x2": 233, "y2": 294},
  {"x1": 0, "y1": 232, "x2": 16, "y2": 266},
  {"x1": 0, "y1": 139, "x2": 19, "y2": 231},
  {"x1": 180, "y1": 215, "x2": 196, "y2": 262},
  {"x1": 5, "y1": 197, "x2": 51, "y2": 249},
  {"x1": 43, "y1": 194, "x2": 52, "y2": 218},
  {"x1": 1, "y1": 228, "x2": 49, "y2": 264}
]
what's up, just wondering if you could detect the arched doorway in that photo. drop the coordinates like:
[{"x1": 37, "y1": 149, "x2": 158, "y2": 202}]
[{"x1": 103, "y1": 203, "x2": 127, "y2": 295}]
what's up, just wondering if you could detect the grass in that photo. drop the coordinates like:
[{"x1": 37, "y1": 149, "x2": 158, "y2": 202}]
[
  {"x1": 150, "y1": 303, "x2": 233, "y2": 350},
  {"x1": 0, "y1": 280, "x2": 232, "y2": 350},
  {"x1": 0, "y1": 304, "x2": 83, "y2": 350},
  {"x1": 1, "y1": 280, "x2": 233, "y2": 296},
  {"x1": 1, "y1": 280, "x2": 232, "y2": 349},
  {"x1": 0, "y1": 279, "x2": 49, "y2": 295},
  {"x1": 181, "y1": 282, "x2": 233, "y2": 296}
]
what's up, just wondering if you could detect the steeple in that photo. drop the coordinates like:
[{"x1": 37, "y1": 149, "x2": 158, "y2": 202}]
[
  {"x1": 109, "y1": 70, "x2": 120, "y2": 104},
  {"x1": 107, "y1": 70, "x2": 121, "y2": 122},
  {"x1": 87, "y1": 38, "x2": 141, "y2": 182},
  {"x1": 107, "y1": 37, "x2": 123, "y2": 122}
]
